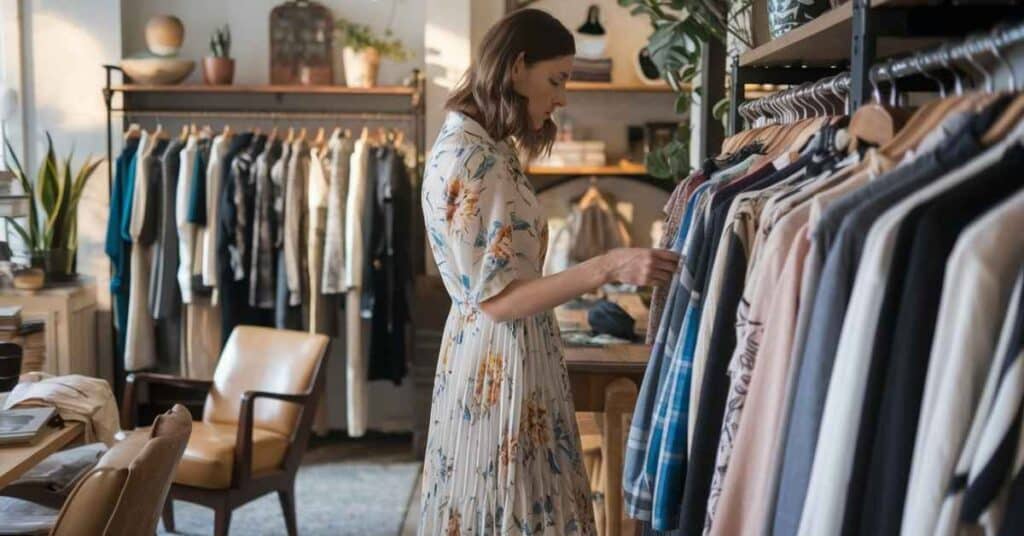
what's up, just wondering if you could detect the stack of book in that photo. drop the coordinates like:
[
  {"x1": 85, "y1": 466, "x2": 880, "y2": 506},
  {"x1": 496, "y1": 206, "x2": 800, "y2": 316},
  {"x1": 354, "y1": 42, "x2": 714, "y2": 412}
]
[
  {"x1": 0, "y1": 170, "x2": 30, "y2": 219},
  {"x1": 0, "y1": 305, "x2": 22, "y2": 332},
  {"x1": 571, "y1": 57, "x2": 612, "y2": 83}
]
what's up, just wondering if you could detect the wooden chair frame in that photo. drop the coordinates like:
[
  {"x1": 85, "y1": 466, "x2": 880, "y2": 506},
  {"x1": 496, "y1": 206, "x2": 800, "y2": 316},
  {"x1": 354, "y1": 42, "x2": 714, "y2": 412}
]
[{"x1": 120, "y1": 342, "x2": 328, "y2": 536}]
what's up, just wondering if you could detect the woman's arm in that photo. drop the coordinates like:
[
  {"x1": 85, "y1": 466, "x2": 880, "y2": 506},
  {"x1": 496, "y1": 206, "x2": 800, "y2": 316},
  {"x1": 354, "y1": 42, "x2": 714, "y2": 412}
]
[{"x1": 479, "y1": 247, "x2": 680, "y2": 322}]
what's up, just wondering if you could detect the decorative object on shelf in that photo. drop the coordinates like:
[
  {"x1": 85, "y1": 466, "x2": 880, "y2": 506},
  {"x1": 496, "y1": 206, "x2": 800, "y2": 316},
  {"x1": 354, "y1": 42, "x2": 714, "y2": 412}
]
[
  {"x1": 2, "y1": 134, "x2": 103, "y2": 283},
  {"x1": 634, "y1": 46, "x2": 663, "y2": 85},
  {"x1": 144, "y1": 15, "x2": 185, "y2": 56},
  {"x1": 11, "y1": 268, "x2": 44, "y2": 291},
  {"x1": 768, "y1": 0, "x2": 830, "y2": 38},
  {"x1": 334, "y1": 17, "x2": 409, "y2": 88},
  {"x1": 576, "y1": 5, "x2": 607, "y2": 60},
  {"x1": 203, "y1": 24, "x2": 234, "y2": 85},
  {"x1": 119, "y1": 55, "x2": 194, "y2": 85},
  {"x1": 269, "y1": 0, "x2": 333, "y2": 85}
]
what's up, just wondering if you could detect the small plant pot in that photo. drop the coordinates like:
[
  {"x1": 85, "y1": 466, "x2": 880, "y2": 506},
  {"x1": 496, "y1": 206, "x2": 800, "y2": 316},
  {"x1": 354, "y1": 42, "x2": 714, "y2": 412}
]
[
  {"x1": 202, "y1": 57, "x2": 235, "y2": 85},
  {"x1": 342, "y1": 46, "x2": 380, "y2": 88},
  {"x1": 42, "y1": 248, "x2": 75, "y2": 283}
]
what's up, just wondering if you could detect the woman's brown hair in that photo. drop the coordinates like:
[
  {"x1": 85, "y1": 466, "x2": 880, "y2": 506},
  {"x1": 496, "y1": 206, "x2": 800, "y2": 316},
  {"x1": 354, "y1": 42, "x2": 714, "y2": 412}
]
[{"x1": 446, "y1": 9, "x2": 575, "y2": 159}]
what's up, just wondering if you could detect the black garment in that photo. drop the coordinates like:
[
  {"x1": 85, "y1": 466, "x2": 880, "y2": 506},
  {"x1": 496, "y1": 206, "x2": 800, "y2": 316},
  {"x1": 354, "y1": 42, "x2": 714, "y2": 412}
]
[
  {"x1": 836, "y1": 97, "x2": 1013, "y2": 536},
  {"x1": 139, "y1": 138, "x2": 169, "y2": 246},
  {"x1": 365, "y1": 146, "x2": 413, "y2": 384},
  {"x1": 677, "y1": 228, "x2": 748, "y2": 535},
  {"x1": 999, "y1": 467, "x2": 1024, "y2": 536},
  {"x1": 589, "y1": 300, "x2": 635, "y2": 340},
  {"x1": 190, "y1": 138, "x2": 214, "y2": 295},
  {"x1": 274, "y1": 253, "x2": 302, "y2": 329},
  {"x1": 217, "y1": 133, "x2": 273, "y2": 345},
  {"x1": 962, "y1": 267, "x2": 1024, "y2": 524},
  {"x1": 150, "y1": 138, "x2": 184, "y2": 320}
]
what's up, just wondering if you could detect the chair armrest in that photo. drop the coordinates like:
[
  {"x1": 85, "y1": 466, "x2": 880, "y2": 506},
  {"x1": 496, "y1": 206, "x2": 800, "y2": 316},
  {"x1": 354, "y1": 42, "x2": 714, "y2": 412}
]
[
  {"x1": 232, "y1": 390, "x2": 312, "y2": 487},
  {"x1": 121, "y1": 373, "x2": 213, "y2": 430}
]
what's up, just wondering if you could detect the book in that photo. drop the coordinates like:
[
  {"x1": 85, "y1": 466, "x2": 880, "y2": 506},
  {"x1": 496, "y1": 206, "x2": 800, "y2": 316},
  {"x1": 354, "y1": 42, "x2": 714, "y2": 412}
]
[{"x1": 0, "y1": 406, "x2": 57, "y2": 445}]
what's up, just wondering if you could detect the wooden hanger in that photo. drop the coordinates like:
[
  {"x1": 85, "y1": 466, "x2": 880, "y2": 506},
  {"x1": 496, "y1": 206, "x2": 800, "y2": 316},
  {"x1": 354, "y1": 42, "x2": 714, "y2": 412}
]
[
  {"x1": 343, "y1": 128, "x2": 353, "y2": 139},
  {"x1": 189, "y1": 123, "x2": 198, "y2": 136},
  {"x1": 360, "y1": 126, "x2": 370, "y2": 141},
  {"x1": 394, "y1": 130, "x2": 405, "y2": 146},
  {"x1": 124, "y1": 123, "x2": 141, "y2": 141},
  {"x1": 297, "y1": 127, "x2": 307, "y2": 142},
  {"x1": 179, "y1": 124, "x2": 189, "y2": 142},
  {"x1": 153, "y1": 123, "x2": 168, "y2": 141},
  {"x1": 981, "y1": 92, "x2": 1024, "y2": 145},
  {"x1": 221, "y1": 124, "x2": 233, "y2": 139},
  {"x1": 285, "y1": 127, "x2": 295, "y2": 144},
  {"x1": 269, "y1": 126, "x2": 278, "y2": 141},
  {"x1": 313, "y1": 127, "x2": 325, "y2": 147}
]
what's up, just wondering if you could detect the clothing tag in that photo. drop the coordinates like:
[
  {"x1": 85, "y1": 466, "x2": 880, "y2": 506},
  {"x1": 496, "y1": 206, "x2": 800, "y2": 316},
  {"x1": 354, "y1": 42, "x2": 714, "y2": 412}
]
[{"x1": 772, "y1": 153, "x2": 791, "y2": 169}]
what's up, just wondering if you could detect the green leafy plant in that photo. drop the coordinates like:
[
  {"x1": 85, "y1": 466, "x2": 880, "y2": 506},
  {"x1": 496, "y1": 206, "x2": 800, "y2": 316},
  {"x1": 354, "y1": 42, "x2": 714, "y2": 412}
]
[
  {"x1": 209, "y1": 24, "x2": 231, "y2": 58},
  {"x1": 334, "y1": 18, "x2": 410, "y2": 61},
  {"x1": 3, "y1": 134, "x2": 104, "y2": 272},
  {"x1": 620, "y1": 0, "x2": 753, "y2": 180}
]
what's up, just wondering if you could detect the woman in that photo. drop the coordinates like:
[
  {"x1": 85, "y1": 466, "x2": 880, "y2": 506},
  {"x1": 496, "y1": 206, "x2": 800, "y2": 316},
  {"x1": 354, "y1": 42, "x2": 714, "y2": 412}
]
[{"x1": 420, "y1": 9, "x2": 680, "y2": 535}]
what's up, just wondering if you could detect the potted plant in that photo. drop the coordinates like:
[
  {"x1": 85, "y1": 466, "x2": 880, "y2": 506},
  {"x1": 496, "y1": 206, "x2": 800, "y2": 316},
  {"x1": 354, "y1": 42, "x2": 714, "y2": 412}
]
[
  {"x1": 334, "y1": 18, "x2": 409, "y2": 88},
  {"x1": 619, "y1": 0, "x2": 753, "y2": 180},
  {"x1": 203, "y1": 24, "x2": 234, "y2": 85},
  {"x1": 3, "y1": 134, "x2": 104, "y2": 283}
]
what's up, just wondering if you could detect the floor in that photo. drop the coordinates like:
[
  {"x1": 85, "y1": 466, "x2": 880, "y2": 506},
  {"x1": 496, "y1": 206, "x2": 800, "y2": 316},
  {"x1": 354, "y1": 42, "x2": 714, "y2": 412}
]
[{"x1": 159, "y1": 434, "x2": 423, "y2": 536}]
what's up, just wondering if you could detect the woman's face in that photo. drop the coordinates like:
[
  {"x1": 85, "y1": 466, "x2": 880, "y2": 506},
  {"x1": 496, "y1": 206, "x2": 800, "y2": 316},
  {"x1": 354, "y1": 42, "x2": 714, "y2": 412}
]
[{"x1": 512, "y1": 54, "x2": 573, "y2": 130}]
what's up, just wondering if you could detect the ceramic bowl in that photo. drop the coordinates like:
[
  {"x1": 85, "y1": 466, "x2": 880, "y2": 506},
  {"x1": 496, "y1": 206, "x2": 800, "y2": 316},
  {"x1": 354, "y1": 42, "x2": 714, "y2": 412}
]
[
  {"x1": 121, "y1": 56, "x2": 194, "y2": 85},
  {"x1": 575, "y1": 33, "x2": 607, "y2": 60}
]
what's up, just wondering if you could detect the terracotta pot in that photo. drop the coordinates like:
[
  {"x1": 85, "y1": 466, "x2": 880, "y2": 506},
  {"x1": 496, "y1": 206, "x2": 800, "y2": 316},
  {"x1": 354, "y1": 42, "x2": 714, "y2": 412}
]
[
  {"x1": 342, "y1": 46, "x2": 381, "y2": 88},
  {"x1": 145, "y1": 15, "x2": 185, "y2": 56},
  {"x1": 202, "y1": 57, "x2": 235, "y2": 85},
  {"x1": 299, "y1": 64, "x2": 332, "y2": 86}
]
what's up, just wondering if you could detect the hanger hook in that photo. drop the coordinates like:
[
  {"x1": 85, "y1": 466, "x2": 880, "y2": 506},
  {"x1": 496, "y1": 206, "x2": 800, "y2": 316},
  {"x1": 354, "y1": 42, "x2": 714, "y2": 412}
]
[
  {"x1": 960, "y1": 34, "x2": 993, "y2": 92},
  {"x1": 870, "y1": 64, "x2": 882, "y2": 104},
  {"x1": 912, "y1": 54, "x2": 945, "y2": 98},
  {"x1": 884, "y1": 59, "x2": 899, "y2": 107},
  {"x1": 937, "y1": 43, "x2": 964, "y2": 96},
  {"x1": 986, "y1": 25, "x2": 1016, "y2": 92}
]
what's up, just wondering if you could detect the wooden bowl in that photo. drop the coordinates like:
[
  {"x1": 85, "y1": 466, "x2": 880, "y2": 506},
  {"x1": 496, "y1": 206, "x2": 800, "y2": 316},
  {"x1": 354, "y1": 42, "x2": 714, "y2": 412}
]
[
  {"x1": 121, "y1": 56, "x2": 194, "y2": 85},
  {"x1": 12, "y1": 268, "x2": 44, "y2": 290}
]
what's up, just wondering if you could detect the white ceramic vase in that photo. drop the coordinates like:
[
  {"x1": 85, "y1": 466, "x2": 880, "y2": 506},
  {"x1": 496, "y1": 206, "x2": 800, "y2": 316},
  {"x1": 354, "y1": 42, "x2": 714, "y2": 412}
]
[{"x1": 342, "y1": 46, "x2": 381, "y2": 88}]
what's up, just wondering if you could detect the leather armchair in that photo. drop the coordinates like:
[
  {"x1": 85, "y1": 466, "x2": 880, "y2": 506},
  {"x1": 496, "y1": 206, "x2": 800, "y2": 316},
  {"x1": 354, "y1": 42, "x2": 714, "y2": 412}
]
[{"x1": 121, "y1": 325, "x2": 330, "y2": 536}]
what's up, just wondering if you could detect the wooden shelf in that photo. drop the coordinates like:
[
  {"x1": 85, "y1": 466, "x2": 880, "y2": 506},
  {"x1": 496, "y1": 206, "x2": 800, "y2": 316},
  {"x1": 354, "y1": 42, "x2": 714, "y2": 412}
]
[
  {"x1": 526, "y1": 163, "x2": 647, "y2": 176},
  {"x1": 112, "y1": 84, "x2": 416, "y2": 96},
  {"x1": 566, "y1": 81, "x2": 682, "y2": 93},
  {"x1": 740, "y1": 0, "x2": 940, "y2": 67}
]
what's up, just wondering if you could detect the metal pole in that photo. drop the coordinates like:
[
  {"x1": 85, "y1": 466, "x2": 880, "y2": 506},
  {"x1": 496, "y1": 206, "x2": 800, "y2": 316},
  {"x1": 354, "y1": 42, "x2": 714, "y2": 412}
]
[
  {"x1": 728, "y1": 58, "x2": 744, "y2": 136},
  {"x1": 850, "y1": 0, "x2": 875, "y2": 110}
]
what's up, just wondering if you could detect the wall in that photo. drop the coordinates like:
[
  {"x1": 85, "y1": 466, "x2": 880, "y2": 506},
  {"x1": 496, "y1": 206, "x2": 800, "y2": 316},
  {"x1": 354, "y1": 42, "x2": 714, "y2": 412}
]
[
  {"x1": 472, "y1": 1, "x2": 681, "y2": 161},
  {"x1": 1, "y1": 0, "x2": 121, "y2": 383},
  {"x1": 121, "y1": 0, "x2": 424, "y2": 87}
]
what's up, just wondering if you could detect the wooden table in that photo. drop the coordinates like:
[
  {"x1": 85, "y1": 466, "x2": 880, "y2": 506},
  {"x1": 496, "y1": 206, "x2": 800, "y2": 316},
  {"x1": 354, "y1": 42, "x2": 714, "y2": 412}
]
[
  {"x1": 0, "y1": 422, "x2": 84, "y2": 488},
  {"x1": 565, "y1": 343, "x2": 649, "y2": 536}
]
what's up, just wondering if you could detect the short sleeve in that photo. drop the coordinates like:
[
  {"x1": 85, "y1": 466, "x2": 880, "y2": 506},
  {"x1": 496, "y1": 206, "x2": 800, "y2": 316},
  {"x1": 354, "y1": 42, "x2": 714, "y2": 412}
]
[{"x1": 443, "y1": 145, "x2": 529, "y2": 306}]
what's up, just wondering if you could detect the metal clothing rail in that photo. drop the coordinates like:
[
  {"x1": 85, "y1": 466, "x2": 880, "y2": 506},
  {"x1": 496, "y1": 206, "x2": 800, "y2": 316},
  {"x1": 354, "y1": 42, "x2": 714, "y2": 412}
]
[
  {"x1": 109, "y1": 109, "x2": 420, "y2": 121},
  {"x1": 99, "y1": 64, "x2": 427, "y2": 403},
  {"x1": 734, "y1": 20, "x2": 1024, "y2": 128}
]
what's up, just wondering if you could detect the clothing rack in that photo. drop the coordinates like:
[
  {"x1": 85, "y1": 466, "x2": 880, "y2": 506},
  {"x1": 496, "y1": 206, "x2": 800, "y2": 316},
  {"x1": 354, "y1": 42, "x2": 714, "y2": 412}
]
[
  {"x1": 726, "y1": 0, "x2": 1021, "y2": 135},
  {"x1": 99, "y1": 65, "x2": 427, "y2": 404},
  {"x1": 735, "y1": 20, "x2": 1024, "y2": 128}
]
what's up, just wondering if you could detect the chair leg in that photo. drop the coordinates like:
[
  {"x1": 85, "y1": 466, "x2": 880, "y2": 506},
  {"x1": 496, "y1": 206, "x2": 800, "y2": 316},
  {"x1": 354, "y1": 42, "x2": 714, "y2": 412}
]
[
  {"x1": 278, "y1": 486, "x2": 298, "y2": 536},
  {"x1": 214, "y1": 504, "x2": 232, "y2": 536},
  {"x1": 161, "y1": 499, "x2": 175, "y2": 533}
]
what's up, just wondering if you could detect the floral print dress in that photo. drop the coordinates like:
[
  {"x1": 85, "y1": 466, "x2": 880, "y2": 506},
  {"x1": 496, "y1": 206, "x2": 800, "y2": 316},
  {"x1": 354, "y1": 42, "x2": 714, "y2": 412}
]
[{"x1": 419, "y1": 112, "x2": 597, "y2": 536}]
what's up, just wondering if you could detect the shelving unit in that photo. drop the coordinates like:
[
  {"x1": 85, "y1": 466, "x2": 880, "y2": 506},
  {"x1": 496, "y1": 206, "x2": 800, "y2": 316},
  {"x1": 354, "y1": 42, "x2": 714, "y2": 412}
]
[
  {"x1": 565, "y1": 81, "x2": 678, "y2": 93},
  {"x1": 527, "y1": 163, "x2": 647, "y2": 176},
  {"x1": 111, "y1": 84, "x2": 416, "y2": 96},
  {"x1": 727, "y1": 0, "x2": 1019, "y2": 135}
]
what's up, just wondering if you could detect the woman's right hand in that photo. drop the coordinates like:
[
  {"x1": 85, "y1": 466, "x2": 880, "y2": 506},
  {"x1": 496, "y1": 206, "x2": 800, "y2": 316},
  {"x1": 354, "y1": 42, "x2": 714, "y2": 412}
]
[{"x1": 599, "y1": 247, "x2": 680, "y2": 287}]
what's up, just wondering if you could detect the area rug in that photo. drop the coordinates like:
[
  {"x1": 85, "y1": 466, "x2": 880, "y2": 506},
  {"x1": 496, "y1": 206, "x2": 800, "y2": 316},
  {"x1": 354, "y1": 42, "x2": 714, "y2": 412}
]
[{"x1": 159, "y1": 441, "x2": 421, "y2": 536}]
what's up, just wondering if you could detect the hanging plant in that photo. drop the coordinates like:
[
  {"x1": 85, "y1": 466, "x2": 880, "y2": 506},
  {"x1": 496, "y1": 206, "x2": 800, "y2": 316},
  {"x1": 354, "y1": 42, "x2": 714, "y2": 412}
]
[{"x1": 619, "y1": 0, "x2": 753, "y2": 180}]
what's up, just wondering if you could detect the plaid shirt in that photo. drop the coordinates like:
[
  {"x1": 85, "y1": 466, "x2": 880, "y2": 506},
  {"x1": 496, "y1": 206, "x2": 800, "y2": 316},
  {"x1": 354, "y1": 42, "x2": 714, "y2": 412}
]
[{"x1": 624, "y1": 183, "x2": 714, "y2": 521}]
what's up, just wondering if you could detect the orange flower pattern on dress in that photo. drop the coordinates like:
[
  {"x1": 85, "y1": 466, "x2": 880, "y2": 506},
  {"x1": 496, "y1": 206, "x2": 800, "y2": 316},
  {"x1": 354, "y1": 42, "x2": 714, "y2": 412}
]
[
  {"x1": 473, "y1": 352, "x2": 504, "y2": 411},
  {"x1": 418, "y1": 112, "x2": 596, "y2": 535}
]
